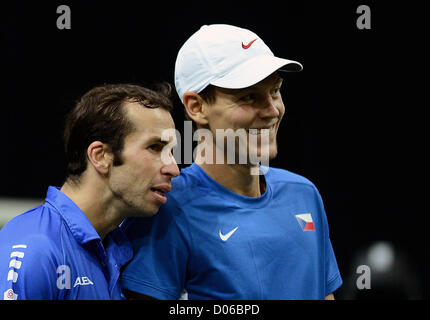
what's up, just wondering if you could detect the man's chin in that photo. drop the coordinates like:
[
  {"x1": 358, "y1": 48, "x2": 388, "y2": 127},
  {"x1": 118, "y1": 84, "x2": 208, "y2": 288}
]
[
  {"x1": 143, "y1": 206, "x2": 161, "y2": 217},
  {"x1": 247, "y1": 146, "x2": 277, "y2": 164},
  {"x1": 269, "y1": 149, "x2": 278, "y2": 161},
  {"x1": 125, "y1": 204, "x2": 160, "y2": 218}
]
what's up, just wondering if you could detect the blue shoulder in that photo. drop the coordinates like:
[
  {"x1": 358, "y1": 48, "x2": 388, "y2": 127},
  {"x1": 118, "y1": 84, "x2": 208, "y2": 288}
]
[
  {"x1": 0, "y1": 204, "x2": 63, "y2": 254},
  {"x1": 265, "y1": 167, "x2": 316, "y2": 188}
]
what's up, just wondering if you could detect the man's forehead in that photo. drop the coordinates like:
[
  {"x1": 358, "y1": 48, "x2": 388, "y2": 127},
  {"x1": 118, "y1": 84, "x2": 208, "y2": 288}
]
[
  {"x1": 137, "y1": 124, "x2": 176, "y2": 140},
  {"x1": 126, "y1": 102, "x2": 173, "y2": 126},
  {"x1": 140, "y1": 126, "x2": 174, "y2": 135},
  {"x1": 126, "y1": 126, "x2": 177, "y2": 147}
]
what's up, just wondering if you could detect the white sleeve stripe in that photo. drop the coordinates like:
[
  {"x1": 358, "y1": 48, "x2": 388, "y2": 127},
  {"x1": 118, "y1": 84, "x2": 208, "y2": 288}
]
[
  {"x1": 9, "y1": 259, "x2": 22, "y2": 269},
  {"x1": 12, "y1": 245, "x2": 27, "y2": 249},
  {"x1": 7, "y1": 270, "x2": 18, "y2": 283},
  {"x1": 9, "y1": 252, "x2": 24, "y2": 259}
]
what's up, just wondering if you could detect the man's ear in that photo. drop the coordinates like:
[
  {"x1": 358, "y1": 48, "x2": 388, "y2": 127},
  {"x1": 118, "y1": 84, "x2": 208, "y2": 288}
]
[
  {"x1": 183, "y1": 91, "x2": 209, "y2": 126},
  {"x1": 87, "y1": 141, "x2": 113, "y2": 175}
]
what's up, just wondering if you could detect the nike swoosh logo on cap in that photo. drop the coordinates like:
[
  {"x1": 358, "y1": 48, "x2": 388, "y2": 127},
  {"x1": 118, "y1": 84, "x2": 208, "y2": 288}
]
[
  {"x1": 219, "y1": 226, "x2": 239, "y2": 241},
  {"x1": 242, "y1": 39, "x2": 257, "y2": 49}
]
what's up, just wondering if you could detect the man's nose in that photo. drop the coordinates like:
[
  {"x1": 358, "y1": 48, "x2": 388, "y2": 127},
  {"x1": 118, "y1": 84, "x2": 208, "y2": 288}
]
[
  {"x1": 161, "y1": 155, "x2": 180, "y2": 178},
  {"x1": 258, "y1": 94, "x2": 280, "y2": 118}
]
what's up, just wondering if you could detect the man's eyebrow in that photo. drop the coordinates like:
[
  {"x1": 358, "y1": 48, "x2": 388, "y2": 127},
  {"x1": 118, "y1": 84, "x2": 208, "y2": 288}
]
[
  {"x1": 274, "y1": 76, "x2": 284, "y2": 85},
  {"x1": 269, "y1": 74, "x2": 284, "y2": 86},
  {"x1": 146, "y1": 134, "x2": 177, "y2": 145},
  {"x1": 144, "y1": 135, "x2": 167, "y2": 144}
]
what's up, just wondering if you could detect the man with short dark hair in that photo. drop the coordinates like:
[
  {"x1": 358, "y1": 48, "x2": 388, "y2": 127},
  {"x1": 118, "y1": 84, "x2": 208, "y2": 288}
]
[
  {"x1": 0, "y1": 83, "x2": 179, "y2": 300},
  {"x1": 121, "y1": 25, "x2": 342, "y2": 300}
]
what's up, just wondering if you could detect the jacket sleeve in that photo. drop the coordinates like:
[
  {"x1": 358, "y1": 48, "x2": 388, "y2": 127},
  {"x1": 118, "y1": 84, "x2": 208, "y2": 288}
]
[{"x1": 0, "y1": 234, "x2": 59, "y2": 300}]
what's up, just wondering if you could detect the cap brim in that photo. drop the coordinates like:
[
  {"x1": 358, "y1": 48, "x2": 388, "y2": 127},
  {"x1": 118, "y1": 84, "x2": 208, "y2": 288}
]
[{"x1": 209, "y1": 55, "x2": 302, "y2": 89}]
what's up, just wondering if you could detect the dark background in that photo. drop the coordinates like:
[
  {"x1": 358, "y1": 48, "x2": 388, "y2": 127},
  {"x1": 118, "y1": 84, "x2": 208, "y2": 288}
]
[{"x1": 0, "y1": 1, "x2": 425, "y2": 299}]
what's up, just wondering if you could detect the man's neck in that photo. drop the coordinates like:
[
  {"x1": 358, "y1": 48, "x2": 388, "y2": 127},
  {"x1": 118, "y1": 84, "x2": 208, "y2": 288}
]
[
  {"x1": 196, "y1": 161, "x2": 265, "y2": 198},
  {"x1": 61, "y1": 180, "x2": 122, "y2": 241}
]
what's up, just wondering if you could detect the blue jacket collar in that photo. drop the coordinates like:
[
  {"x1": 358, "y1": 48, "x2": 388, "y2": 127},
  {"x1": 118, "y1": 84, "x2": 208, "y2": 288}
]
[{"x1": 44, "y1": 186, "x2": 100, "y2": 244}]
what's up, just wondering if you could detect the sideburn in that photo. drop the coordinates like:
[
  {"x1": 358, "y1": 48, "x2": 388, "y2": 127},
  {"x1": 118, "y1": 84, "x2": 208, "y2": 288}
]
[{"x1": 112, "y1": 150, "x2": 124, "y2": 167}]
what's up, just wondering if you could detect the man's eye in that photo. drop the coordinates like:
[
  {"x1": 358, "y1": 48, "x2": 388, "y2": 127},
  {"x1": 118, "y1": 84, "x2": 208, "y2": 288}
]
[
  {"x1": 148, "y1": 144, "x2": 164, "y2": 152},
  {"x1": 271, "y1": 87, "x2": 281, "y2": 96},
  {"x1": 240, "y1": 94, "x2": 255, "y2": 102}
]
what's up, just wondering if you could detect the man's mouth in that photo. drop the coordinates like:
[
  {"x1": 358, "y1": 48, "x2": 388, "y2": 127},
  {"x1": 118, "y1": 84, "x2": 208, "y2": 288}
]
[
  {"x1": 150, "y1": 184, "x2": 171, "y2": 203},
  {"x1": 151, "y1": 188, "x2": 165, "y2": 196}
]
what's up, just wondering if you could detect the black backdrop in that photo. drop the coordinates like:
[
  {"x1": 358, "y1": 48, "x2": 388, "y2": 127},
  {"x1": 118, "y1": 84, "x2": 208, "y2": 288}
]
[{"x1": 0, "y1": 1, "x2": 426, "y2": 299}]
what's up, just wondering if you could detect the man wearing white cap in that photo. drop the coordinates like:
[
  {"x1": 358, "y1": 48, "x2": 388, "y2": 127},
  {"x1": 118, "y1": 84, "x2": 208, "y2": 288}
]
[{"x1": 121, "y1": 24, "x2": 342, "y2": 300}]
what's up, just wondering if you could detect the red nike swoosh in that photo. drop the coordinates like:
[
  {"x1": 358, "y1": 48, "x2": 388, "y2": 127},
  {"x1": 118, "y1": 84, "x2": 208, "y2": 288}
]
[{"x1": 242, "y1": 39, "x2": 257, "y2": 49}]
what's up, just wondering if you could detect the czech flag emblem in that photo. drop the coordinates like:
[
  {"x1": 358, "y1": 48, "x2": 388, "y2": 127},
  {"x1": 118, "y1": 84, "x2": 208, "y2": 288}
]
[{"x1": 295, "y1": 213, "x2": 315, "y2": 231}]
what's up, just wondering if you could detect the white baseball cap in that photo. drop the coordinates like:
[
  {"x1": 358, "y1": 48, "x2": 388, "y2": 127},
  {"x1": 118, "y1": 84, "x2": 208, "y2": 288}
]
[{"x1": 174, "y1": 24, "x2": 303, "y2": 103}]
